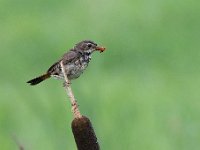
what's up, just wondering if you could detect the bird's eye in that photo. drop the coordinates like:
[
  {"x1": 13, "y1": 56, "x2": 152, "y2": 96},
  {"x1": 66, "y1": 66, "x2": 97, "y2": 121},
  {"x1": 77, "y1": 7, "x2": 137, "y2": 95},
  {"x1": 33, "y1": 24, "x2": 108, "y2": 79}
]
[{"x1": 87, "y1": 43, "x2": 92, "y2": 48}]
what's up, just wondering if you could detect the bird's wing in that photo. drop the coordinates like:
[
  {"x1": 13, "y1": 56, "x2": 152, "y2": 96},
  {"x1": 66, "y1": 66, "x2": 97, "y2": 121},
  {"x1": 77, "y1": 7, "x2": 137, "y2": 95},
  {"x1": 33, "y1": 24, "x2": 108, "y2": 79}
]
[
  {"x1": 62, "y1": 50, "x2": 80, "y2": 64},
  {"x1": 47, "y1": 50, "x2": 79, "y2": 74}
]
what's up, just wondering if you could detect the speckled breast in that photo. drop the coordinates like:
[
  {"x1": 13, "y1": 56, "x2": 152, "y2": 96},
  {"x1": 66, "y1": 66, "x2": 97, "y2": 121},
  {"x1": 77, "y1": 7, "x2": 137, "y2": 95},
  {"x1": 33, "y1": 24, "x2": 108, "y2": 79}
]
[{"x1": 66, "y1": 54, "x2": 91, "y2": 80}]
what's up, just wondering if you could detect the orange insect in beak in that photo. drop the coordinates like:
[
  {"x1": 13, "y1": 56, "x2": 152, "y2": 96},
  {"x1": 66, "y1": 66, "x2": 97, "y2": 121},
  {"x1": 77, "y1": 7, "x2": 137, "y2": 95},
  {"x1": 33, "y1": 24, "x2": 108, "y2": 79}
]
[{"x1": 95, "y1": 46, "x2": 106, "y2": 53}]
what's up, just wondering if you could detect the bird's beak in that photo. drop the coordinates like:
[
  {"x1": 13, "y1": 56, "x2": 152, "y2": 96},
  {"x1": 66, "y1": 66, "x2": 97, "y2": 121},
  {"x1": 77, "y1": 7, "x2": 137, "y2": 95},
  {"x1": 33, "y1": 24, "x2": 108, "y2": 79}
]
[{"x1": 95, "y1": 46, "x2": 106, "y2": 53}]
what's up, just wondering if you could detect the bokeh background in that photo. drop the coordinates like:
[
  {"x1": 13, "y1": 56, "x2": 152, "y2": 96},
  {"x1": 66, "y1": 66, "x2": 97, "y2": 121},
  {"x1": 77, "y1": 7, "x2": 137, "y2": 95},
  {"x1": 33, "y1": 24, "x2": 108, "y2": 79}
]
[{"x1": 1, "y1": 0, "x2": 200, "y2": 149}]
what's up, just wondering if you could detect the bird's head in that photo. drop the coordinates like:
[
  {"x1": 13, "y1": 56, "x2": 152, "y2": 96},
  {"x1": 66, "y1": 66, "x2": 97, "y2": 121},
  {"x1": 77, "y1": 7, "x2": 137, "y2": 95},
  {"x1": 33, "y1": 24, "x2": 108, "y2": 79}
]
[{"x1": 74, "y1": 40, "x2": 106, "y2": 54}]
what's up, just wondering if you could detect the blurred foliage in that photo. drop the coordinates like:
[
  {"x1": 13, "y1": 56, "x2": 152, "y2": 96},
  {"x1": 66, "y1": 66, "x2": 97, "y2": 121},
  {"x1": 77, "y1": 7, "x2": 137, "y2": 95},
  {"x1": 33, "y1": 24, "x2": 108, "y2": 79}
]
[{"x1": 0, "y1": 0, "x2": 200, "y2": 149}]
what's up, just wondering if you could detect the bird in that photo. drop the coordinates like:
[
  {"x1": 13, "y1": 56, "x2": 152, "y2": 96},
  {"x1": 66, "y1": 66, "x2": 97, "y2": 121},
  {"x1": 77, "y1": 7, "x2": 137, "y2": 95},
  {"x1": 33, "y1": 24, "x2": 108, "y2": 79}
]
[{"x1": 27, "y1": 40, "x2": 106, "y2": 85}]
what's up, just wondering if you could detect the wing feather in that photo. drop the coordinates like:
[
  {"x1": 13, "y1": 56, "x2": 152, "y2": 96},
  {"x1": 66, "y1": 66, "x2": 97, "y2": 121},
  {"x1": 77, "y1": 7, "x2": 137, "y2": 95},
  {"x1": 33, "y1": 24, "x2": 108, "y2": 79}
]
[{"x1": 47, "y1": 50, "x2": 79, "y2": 74}]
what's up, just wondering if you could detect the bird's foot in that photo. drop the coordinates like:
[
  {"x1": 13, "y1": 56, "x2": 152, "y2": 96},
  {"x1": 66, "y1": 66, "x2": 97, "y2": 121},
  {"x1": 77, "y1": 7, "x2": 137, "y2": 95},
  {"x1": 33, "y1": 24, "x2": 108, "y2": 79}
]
[{"x1": 63, "y1": 81, "x2": 71, "y2": 87}]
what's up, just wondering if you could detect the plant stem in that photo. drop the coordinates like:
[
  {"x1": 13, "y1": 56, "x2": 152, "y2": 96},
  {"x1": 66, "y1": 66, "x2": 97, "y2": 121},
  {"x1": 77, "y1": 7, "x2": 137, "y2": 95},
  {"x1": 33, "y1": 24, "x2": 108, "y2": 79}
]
[{"x1": 60, "y1": 61, "x2": 82, "y2": 118}]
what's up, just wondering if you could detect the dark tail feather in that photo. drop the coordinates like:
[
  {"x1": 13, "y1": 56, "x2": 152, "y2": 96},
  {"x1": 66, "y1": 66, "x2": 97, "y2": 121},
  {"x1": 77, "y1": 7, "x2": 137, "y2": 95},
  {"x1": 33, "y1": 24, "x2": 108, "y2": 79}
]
[{"x1": 27, "y1": 73, "x2": 50, "y2": 85}]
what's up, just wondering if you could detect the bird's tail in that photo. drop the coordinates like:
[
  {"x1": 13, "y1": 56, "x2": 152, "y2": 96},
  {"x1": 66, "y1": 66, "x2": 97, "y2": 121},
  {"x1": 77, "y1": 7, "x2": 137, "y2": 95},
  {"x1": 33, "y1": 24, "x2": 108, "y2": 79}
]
[{"x1": 27, "y1": 73, "x2": 50, "y2": 85}]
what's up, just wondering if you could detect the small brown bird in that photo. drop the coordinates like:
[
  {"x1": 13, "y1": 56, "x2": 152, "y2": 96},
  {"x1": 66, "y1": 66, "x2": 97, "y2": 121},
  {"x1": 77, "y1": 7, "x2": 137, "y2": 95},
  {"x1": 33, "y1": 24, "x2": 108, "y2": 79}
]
[{"x1": 27, "y1": 40, "x2": 106, "y2": 85}]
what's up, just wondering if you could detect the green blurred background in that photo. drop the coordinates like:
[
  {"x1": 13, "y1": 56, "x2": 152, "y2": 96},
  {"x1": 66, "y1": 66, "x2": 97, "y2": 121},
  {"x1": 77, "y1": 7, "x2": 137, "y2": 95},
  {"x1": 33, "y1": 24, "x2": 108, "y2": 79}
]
[{"x1": 1, "y1": 0, "x2": 200, "y2": 149}]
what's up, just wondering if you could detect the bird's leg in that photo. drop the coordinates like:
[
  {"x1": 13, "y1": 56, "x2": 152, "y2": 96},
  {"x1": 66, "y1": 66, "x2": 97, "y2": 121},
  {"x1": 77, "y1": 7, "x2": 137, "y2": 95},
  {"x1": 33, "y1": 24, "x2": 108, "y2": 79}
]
[
  {"x1": 62, "y1": 64, "x2": 71, "y2": 87},
  {"x1": 63, "y1": 80, "x2": 71, "y2": 87}
]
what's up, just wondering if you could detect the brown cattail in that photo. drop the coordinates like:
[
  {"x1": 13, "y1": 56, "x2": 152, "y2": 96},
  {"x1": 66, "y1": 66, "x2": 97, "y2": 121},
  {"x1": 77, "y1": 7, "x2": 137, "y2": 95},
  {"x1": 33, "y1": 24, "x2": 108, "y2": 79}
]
[{"x1": 72, "y1": 116, "x2": 100, "y2": 150}]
